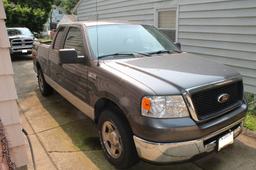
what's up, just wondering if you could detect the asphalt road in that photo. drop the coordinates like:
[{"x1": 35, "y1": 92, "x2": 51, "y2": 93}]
[{"x1": 12, "y1": 56, "x2": 256, "y2": 170}]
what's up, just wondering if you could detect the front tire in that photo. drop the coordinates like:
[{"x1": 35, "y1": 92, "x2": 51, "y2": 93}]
[
  {"x1": 98, "y1": 110, "x2": 139, "y2": 169},
  {"x1": 37, "y1": 69, "x2": 53, "y2": 96}
]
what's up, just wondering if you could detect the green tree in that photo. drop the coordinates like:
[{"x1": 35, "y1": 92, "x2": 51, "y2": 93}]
[
  {"x1": 3, "y1": 0, "x2": 53, "y2": 32},
  {"x1": 54, "y1": 0, "x2": 79, "y2": 14}
]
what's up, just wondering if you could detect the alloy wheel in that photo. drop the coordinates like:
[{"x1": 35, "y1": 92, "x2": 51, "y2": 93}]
[{"x1": 102, "y1": 121, "x2": 123, "y2": 159}]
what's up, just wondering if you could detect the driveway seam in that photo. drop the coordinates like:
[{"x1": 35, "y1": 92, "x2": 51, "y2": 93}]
[
  {"x1": 18, "y1": 101, "x2": 60, "y2": 170},
  {"x1": 26, "y1": 118, "x2": 87, "y2": 135},
  {"x1": 48, "y1": 149, "x2": 102, "y2": 153}
]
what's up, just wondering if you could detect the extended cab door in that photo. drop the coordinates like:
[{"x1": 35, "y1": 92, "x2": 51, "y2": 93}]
[{"x1": 48, "y1": 26, "x2": 67, "y2": 84}]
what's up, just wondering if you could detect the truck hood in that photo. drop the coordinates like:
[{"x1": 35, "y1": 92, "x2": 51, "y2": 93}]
[
  {"x1": 103, "y1": 53, "x2": 240, "y2": 94},
  {"x1": 9, "y1": 35, "x2": 34, "y2": 39}
]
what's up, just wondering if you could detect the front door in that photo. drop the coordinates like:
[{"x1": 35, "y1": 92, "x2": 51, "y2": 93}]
[{"x1": 60, "y1": 26, "x2": 90, "y2": 104}]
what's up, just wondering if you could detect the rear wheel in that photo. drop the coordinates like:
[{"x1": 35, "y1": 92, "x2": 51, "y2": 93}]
[
  {"x1": 38, "y1": 69, "x2": 53, "y2": 96},
  {"x1": 98, "y1": 110, "x2": 139, "y2": 169}
]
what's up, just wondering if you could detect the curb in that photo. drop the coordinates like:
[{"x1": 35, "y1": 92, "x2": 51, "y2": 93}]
[{"x1": 242, "y1": 127, "x2": 256, "y2": 138}]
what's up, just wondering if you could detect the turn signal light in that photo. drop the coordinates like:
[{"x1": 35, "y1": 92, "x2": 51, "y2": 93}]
[{"x1": 142, "y1": 97, "x2": 151, "y2": 112}]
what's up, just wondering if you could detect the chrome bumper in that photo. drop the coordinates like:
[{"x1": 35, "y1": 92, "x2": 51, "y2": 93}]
[
  {"x1": 10, "y1": 47, "x2": 33, "y2": 54},
  {"x1": 133, "y1": 119, "x2": 243, "y2": 163}
]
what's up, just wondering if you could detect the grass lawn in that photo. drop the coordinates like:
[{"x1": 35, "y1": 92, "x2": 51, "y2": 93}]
[
  {"x1": 244, "y1": 93, "x2": 256, "y2": 131},
  {"x1": 38, "y1": 38, "x2": 52, "y2": 44}
]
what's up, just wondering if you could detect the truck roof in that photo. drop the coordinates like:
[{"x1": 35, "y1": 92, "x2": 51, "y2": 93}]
[{"x1": 59, "y1": 21, "x2": 141, "y2": 27}]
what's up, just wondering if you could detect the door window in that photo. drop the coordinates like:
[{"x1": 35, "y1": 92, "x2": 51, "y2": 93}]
[{"x1": 64, "y1": 27, "x2": 84, "y2": 56}]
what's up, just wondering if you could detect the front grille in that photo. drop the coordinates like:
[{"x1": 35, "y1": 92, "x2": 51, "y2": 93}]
[
  {"x1": 24, "y1": 39, "x2": 33, "y2": 46},
  {"x1": 24, "y1": 39, "x2": 32, "y2": 42},
  {"x1": 12, "y1": 44, "x2": 21, "y2": 46},
  {"x1": 191, "y1": 80, "x2": 243, "y2": 120},
  {"x1": 11, "y1": 39, "x2": 22, "y2": 46},
  {"x1": 12, "y1": 39, "x2": 22, "y2": 43},
  {"x1": 11, "y1": 38, "x2": 33, "y2": 47}
]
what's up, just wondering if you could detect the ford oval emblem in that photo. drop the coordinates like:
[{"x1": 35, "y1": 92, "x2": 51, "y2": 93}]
[{"x1": 218, "y1": 93, "x2": 230, "y2": 104}]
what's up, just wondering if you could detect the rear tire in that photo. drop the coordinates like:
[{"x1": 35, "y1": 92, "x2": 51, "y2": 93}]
[
  {"x1": 37, "y1": 68, "x2": 53, "y2": 96},
  {"x1": 98, "y1": 110, "x2": 139, "y2": 169}
]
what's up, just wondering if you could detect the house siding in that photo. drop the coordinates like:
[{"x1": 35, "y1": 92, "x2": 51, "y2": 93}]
[
  {"x1": 0, "y1": 0, "x2": 27, "y2": 168},
  {"x1": 76, "y1": 0, "x2": 256, "y2": 94},
  {"x1": 77, "y1": 0, "x2": 177, "y2": 25},
  {"x1": 178, "y1": 0, "x2": 256, "y2": 94}
]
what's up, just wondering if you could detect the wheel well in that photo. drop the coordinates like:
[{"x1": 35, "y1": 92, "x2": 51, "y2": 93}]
[{"x1": 94, "y1": 98, "x2": 131, "y2": 128}]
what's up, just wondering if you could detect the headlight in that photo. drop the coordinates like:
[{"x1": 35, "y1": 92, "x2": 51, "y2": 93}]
[{"x1": 141, "y1": 96, "x2": 189, "y2": 118}]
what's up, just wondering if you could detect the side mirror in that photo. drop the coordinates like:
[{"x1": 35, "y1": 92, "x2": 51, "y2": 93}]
[
  {"x1": 59, "y1": 49, "x2": 85, "y2": 64},
  {"x1": 174, "y1": 42, "x2": 181, "y2": 51},
  {"x1": 33, "y1": 32, "x2": 39, "y2": 38}
]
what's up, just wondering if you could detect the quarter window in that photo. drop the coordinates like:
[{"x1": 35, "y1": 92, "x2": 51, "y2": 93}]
[
  {"x1": 64, "y1": 27, "x2": 84, "y2": 56},
  {"x1": 53, "y1": 26, "x2": 65, "y2": 49}
]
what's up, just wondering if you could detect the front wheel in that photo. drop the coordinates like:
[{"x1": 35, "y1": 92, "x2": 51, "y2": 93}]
[
  {"x1": 38, "y1": 69, "x2": 53, "y2": 96},
  {"x1": 98, "y1": 110, "x2": 139, "y2": 169}
]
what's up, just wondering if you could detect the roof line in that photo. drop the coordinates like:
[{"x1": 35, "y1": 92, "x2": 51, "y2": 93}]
[{"x1": 72, "y1": 0, "x2": 82, "y2": 15}]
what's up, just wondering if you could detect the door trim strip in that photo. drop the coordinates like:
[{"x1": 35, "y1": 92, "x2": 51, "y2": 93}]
[{"x1": 44, "y1": 74, "x2": 95, "y2": 120}]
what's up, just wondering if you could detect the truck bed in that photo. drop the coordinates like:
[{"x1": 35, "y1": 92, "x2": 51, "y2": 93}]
[{"x1": 37, "y1": 43, "x2": 50, "y2": 58}]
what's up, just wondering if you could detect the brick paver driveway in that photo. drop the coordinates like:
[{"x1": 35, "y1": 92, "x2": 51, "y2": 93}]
[{"x1": 13, "y1": 57, "x2": 256, "y2": 170}]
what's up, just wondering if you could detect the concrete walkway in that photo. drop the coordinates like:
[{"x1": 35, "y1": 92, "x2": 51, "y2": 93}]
[{"x1": 13, "y1": 57, "x2": 256, "y2": 170}]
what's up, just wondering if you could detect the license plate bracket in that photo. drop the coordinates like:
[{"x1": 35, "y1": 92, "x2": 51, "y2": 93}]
[{"x1": 218, "y1": 131, "x2": 234, "y2": 151}]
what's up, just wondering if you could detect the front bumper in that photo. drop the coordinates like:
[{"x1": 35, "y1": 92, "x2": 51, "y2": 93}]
[
  {"x1": 10, "y1": 46, "x2": 33, "y2": 54},
  {"x1": 134, "y1": 118, "x2": 243, "y2": 163}
]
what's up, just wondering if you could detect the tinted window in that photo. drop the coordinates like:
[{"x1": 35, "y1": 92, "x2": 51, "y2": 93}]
[
  {"x1": 7, "y1": 28, "x2": 33, "y2": 37},
  {"x1": 64, "y1": 27, "x2": 84, "y2": 56},
  {"x1": 53, "y1": 26, "x2": 65, "y2": 49},
  {"x1": 7, "y1": 29, "x2": 22, "y2": 36}
]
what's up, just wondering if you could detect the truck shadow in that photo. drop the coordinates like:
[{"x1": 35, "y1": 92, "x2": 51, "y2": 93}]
[
  {"x1": 34, "y1": 90, "x2": 256, "y2": 170},
  {"x1": 11, "y1": 54, "x2": 32, "y2": 62}
]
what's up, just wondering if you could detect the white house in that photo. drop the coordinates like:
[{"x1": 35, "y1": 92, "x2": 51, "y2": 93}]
[
  {"x1": 58, "y1": 14, "x2": 77, "y2": 25},
  {"x1": 0, "y1": 0, "x2": 28, "y2": 169},
  {"x1": 43, "y1": 5, "x2": 65, "y2": 36},
  {"x1": 74, "y1": 0, "x2": 256, "y2": 94}
]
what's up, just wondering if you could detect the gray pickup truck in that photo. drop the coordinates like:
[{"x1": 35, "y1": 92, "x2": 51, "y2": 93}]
[
  {"x1": 7, "y1": 27, "x2": 34, "y2": 55},
  {"x1": 34, "y1": 22, "x2": 247, "y2": 169}
]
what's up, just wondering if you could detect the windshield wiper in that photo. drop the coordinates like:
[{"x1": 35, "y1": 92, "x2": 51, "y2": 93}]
[
  {"x1": 98, "y1": 52, "x2": 150, "y2": 59},
  {"x1": 149, "y1": 49, "x2": 182, "y2": 55},
  {"x1": 98, "y1": 53, "x2": 132, "y2": 59},
  {"x1": 134, "y1": 52, "x2": 151, "y2": 56},
  {"x1": 148, "y1": 50, "x2": 173, "y2": 55}
]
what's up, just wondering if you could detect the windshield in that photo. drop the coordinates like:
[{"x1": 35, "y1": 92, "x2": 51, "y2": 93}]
[
  {"x1": 87, "y1": 24, "x2": 178, "y2": 59},
  {"x1": 7, "y1": 28, "x2": 33, "y2": 37}
]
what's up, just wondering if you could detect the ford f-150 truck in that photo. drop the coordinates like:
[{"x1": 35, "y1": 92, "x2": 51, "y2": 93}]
[{"x1": 33, "y1": 22, "x2": 247, "y2": 169}]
